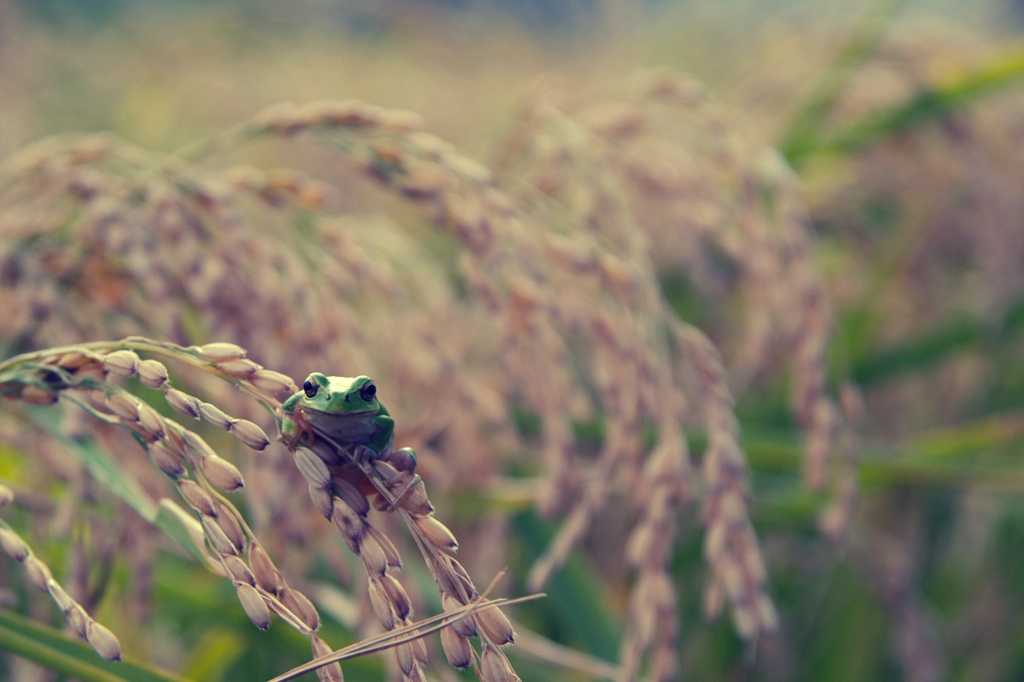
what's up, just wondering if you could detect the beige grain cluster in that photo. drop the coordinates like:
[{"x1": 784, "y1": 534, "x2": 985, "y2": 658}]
[
  {"x1": 488, "y1": 86, "x2": 792, "y2": 673},
  {"x1": 1, "y1": 336, "x2": 527, "y2": 679},
  {"x1": 0, "y1": 81, "x2": 847, "y2": 678},
  {"x1": 233, "y1": 96, "x2": 778, "y2": 675},
  {"x1": 501, "y1": 72, "x2": 850, "y2": 524},
  {"x1": 677, "y1": 325, "x2": 778, "y2": 639},
  {"x1": 0, "y1": 341, "x2": 346, "y2": 676},
  {"x1": 0, "y1": 131, "x2": 491, "y2": 480},
  {"x1": 0, "y1": 501, "x2": 121, "y2": 662},
  {"x1": 293, "y1": 442, "x2": 431, "y2": 681},
  {"x1": 290, "y1": 419, "x2": 521, "y2": 681}
]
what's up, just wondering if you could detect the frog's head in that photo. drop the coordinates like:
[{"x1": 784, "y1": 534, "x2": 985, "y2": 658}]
[{"x1": 299, "y1": 373, "x2": 379, "y2": 415}]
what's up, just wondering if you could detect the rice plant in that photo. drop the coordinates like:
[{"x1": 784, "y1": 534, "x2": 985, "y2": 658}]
[{"x1": 4, "y1": 2, "x2": 1024, "y2": 682}]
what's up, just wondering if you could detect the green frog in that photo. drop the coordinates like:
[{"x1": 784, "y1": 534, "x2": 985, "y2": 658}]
[{"x1": 281, "y1": 373, "x2": 419, "y2": 507}]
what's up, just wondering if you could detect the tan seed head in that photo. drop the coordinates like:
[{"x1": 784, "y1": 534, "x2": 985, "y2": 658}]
[
  {"x1": 331, "y1": 499, "x2": 365, "y2": 554},
  {"x1": 194, "y1": 342, "x2": 247, "y2": 362},
  {"x1": 311, "y1": 634, "x2": 332, "y2": 658},
  {"x1": 201, "y1": 455, "x2": 245, "y2": 492},
  {"x1": 214, "y1": 506, "x2": 246, "y2": 552},
  {"x1": 441, "y1": 625, "x2": 473, "y2": 670},
  {"x1": 0, "y1": 484, "x2": 13, "y2": 506},
  {"x1": 215, "y1": 358, "x2": 262, "y2": 378},
  {"x1": 476, "y1": 604, "x2": 516, "y2": 646},
  {"x1": 0, "y1": 527, "x2": 29, "y2": 562},
  {"x1": 184, "y1": 431, "x2": 217, "y2": 461},
  {"x1": 332, "y1": 477, "x2": 369, "y2": 516},
  {"x1": 411, "y1": 515, "x2": 458, "y2": 555},
  {"x1": 199, "y1": 402, "x2": 233, "y2": 430},
  {"x1": 203, "y1": 517, "x2": 237, "y2": 556},
  {"x1": 395, "y1": 642, "x2": 414, "y2": 676},
  {"x1": 178, "y1": 480, "x2": 217, "y2": 517},
  {"x1": 358, "y1": 532, "x2": 388, "y2": 578},
  {"x1": 367, "y1": 578, "x2": 395, "y2": 631},
  {"x1": 24, "y1": 557, "x2": 52, "y2": 591},
  {"x1": 222, "y1": 555, "x2": 255, "y2": 586},
  {"x1": 57, "y1": 351, "x2": 92, "y2": 369},
  {"x1": 379, "y1": 573, "x2": 411, "y2": 620},
  {"x1": 434, "y1": 558, "x2": 474, "y2": 606},
  {"x1": 104, "y1": 393, "x2": 140, "y2": 422},
  {"x1": 74, "y1": 363, "x2": 107, "y2": 382},
  {"x1": 237, "y1": 582, "x2": 271, "y2": 631},
  {"x1": 164, "y1": 388, "x2": 201, "y2": 419},
  {"x1": 310, "y1": 636, "x2": 344, "y2": 682},
  {"x1": 480, "y1": 644, "x2": 519, "y2": 682},
  {"x1": 308, "y1": 484, "x2": 334, "y2": 519},
  {"x1": 66, "y1": 603, "x2": 90, "y2": 638},
  {"x1": 250, "y1": 369, "x2": 296, "y2": 394},
  {"x1": 164, "y1": 427, "x2": 189, "y2": 459},
  {"x1": 395, "y1": 480, "x2": 433, "y2": 516},
  {"x1": 149, "y1": 441, "x2": 185, "y2": 477},
  {"x1": 102, "y1": 350, "x2": 139, "y2": 377},
  {"x1": 249, "y1": 545, "x2": 284, "y2": 595},
  {"x1": 280, "y1": 587, "x2": 320, "y2": 631},
  {"x1": 230, "y1": 419, "x2": 270, "y2": 451},
  {"x1": 86, "y1": 620, "x2": 122, "y2": 661},
  {"x1": 366, "y1": 525, "x2": 402, "y2": 570},
  {"x1": 443, "y1": 594, "x2": 477, "y2": 638},
  {"x1": 136, "y1": 403, "x2": 165, "y2": 440},
  {"x1": 136, "y1": 359, "x2": 169, "y2": 389},
  {"x1": 411, "y1": 633, "x2": 428, "y2": 665},
  {"x1": 317, "y1": 663, "x2": 345, "y2": 682},
  {"x1": 295, "y1": 448, "x2": 332, "y2": 488},
  {"x1": 47, "y1": 581, "x2": 74, "y2": 612}
]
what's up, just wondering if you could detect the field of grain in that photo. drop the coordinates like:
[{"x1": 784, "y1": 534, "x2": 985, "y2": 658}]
[{"x1": 2, "y1": 1, "x2": 1024, "y2": 681}]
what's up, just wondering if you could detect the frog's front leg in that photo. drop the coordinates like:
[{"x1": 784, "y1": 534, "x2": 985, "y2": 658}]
[
  {"x1": 356, "y1": 440, "x2": 425, "y2": 513},
  {"x1": 381, "y1": 447, "x2": 424, "y2": 512},
  {"x1": 365, "y1": 412, "x2": 396, "y2": 462},
  {"x1": 279, "y1": 399, "x2": 304, "y2": 449}
]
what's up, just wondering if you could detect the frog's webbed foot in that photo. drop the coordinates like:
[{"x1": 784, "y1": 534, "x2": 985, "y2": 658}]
[{"x1": 356, "y1": 445, "x2": 426, "y2": 513}]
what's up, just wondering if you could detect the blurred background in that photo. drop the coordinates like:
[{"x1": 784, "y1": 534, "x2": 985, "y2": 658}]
[{"x1": 4, "y1": 0, "x2": 1024, "y2": 680}]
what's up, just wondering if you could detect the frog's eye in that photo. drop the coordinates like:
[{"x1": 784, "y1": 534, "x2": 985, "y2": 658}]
[
  {"x1": 303, "y1": 379, "x2": 318, "y2": 399},
  {"x1": 359, "y1": 382, "x2": 376, "y2": 402}
]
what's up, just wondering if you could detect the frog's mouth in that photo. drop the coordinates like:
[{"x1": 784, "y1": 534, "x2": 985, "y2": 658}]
[
  {"x1": 303, "y1": 408, "x2": 378, "y2": 445},
  {"x1": 304, "y1": 406, "x2": 374, "y2": 418}
]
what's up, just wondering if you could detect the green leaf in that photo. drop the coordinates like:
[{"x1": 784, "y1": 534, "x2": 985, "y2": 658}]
[
  {"x1": 513, "y1": 511, "x2": 621, "y2": 661},
  {"x1": 29, "y1": 408, "x2": 210, "y2": 564},
  {"x1": 0, "y1": 609, "x2": 192, "y2": 682},
  {"x1": 781, "y1": 0, "x2": 907, "y2": 167},
  {"x1": 810, "y1": 46, "x2": 1024, "y2": 163},
  {"x1": 851, "y1": 293, "x2": 1024, "y2": 385}
]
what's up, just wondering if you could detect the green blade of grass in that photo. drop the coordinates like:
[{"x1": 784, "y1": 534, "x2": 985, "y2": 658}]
[
  {"x1": 28, "y1": 408, "x2": 210, "y2": 564},
  {"x1": 850, "y1": 293, "x2": 1024, "y2": 386},
  {"x1": 736, "y1": 426, "x2": 1024, "y2": 493},
  {"x1": 513, "y1": 511, "x2": 621, "y2": 661},
  {"x1": 0, "y1": 609, "x2": 192, "y2": 682},
  {"x1": 781, "y1": 0, "x2": 907, "y2": 167},
  {"x1": 811, "y1": 46, "x2": 1024, "y2": 162}
]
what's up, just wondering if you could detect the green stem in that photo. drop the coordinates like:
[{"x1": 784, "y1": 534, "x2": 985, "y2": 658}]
[{"x1": 0, "y1": 609, "x2": 191, "y2": 682}]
